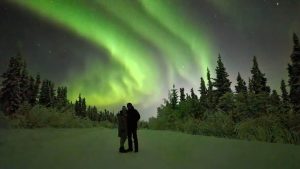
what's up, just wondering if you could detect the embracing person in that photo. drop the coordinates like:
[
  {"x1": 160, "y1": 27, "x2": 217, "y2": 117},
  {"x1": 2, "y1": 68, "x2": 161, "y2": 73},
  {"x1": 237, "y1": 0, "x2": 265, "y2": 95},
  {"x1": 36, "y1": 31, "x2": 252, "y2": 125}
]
[
  {"x1": 117, "y1": 106, "x2": 128, "y2": 153},
  {"x1": 126, "y1": 103, "x2": 140, "y2": 153},
  {"x1": 117, "y1": 103, "x2": 140, "y2": 153}
]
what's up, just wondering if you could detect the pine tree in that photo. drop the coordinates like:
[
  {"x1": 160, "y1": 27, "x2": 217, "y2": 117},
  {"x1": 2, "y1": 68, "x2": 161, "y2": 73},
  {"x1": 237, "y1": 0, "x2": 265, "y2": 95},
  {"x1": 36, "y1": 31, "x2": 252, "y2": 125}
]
[
  {"x1": 170, "y1": 84, "x2": 178, "y2": 109},
  {"x1": 207, "y1": 68, "x2": 213, "y2": 92},
  {"x1": 248, "y1": 78, "x2": 253, "y2": 93},
  {"x1": 213, "y1": 54, "x2": 232, "y2": 100},
  {"x1": 74, "y1": 94, "x2": 87, "y2": 118},
  {"x1": 199, "y1": 77, "x2": 207, "y2": 103},
  {"x1": 190, "y1": 88, "x2": 198, "y2": 101},
  {"x1": 39, "y1": 79, "x2": 55, "y2": 107},
  {"x1": 179, "y1": 88, "x2": 186, "y2": 103},
  {"x1": 55, "y1": 86, "x2": 68, "y2": 108},
  {"x1": 288, "y1": 33, "x2": 300, "y2": 113},
  {"x1": 269, "y1": 90, "x2": 281, "y2": 114},
  {"x1": 82, "y1": 98, "x2": 87, "y2": 117},
  {"x1": 206, "y1": 68, "x2": 215, "y2": 110},
  {"x1": 27, "y1": 76, "x2": 35, "y2": 105},
  {"x1": 19, "y1": 60, "x2": 30, "y2": 103},
  {"x1": 249, "y1": 56, "x2": 270, "y2": 94},
  {"x1": 190, "y1": 88, "x2": 200, "y2": 117},
  {"x1": 39, "y1": 80, "x2": 49, "y2": 107},
  {"x1": 49, "y1": 82, "x2": 55, "y2": 107},
  {"x1": 0, "y1": 55, "x2": 22, "y2": 115},
  {"x1": 92, "y1": 106, "x2": 98, "y2": 121},
  {"x1": 270, "y1": 90, "x2": 280, "y2": 106},
  {"x1": 74, "y1": 94, "x2": 81, "y2": 117},
  {"x1": 235, "y1": 72, "x2": 247, "y2": 94},
  {"x1": 280, "y1": 80, "x2": 289, "y2": 103},
  {"x1": 29, "y1": 74, "x2": 41, "y2": 106},
  {"x1": 87, "y1": 106, "x2": 92, "y2": 120}
]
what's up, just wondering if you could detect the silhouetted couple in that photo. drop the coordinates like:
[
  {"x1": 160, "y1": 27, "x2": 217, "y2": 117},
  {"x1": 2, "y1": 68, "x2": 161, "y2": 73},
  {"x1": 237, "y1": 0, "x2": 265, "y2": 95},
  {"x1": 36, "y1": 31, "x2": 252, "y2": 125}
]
[{"x1": 117, "y1": 103, "x2": 140, "y2": 153}]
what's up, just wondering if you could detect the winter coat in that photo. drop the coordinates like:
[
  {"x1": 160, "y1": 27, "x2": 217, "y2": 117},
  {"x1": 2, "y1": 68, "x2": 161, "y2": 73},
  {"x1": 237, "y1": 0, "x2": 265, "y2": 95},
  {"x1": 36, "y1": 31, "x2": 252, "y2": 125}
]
[
  {"x1": 117, "y1": 110, "x2": 128, "y2": 138},
  {"x1": 127, "y1": 108, "x2": 140, "y2": 130}
]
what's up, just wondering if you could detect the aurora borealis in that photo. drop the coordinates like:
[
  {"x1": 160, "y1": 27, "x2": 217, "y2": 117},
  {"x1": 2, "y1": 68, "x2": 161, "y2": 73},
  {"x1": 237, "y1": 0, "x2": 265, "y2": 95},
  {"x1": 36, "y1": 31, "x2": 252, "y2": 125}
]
[{"x1": 0, "y1": 0, "x2": 300, "y2": 119}]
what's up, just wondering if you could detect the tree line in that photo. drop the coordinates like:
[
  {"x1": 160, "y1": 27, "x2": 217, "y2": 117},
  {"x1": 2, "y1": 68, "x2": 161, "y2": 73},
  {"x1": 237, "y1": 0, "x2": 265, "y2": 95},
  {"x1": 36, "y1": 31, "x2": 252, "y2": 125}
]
[
  {"x1": 149, "y1": 33, "x2": 300, "y2": 144},
  {"x1": 0, "y1": 52, "x2": 117, "y2": 127}
]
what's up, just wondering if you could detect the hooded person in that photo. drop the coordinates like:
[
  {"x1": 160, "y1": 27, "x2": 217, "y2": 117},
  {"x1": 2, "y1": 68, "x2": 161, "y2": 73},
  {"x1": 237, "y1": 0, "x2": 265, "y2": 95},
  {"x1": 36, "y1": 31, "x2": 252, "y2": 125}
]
[
  {"x1": 126, "y1": 103, "x2": 140, "y2": 152},
  {"x1": 117, "y1": 106, "x2": 128, "y2": 153}
]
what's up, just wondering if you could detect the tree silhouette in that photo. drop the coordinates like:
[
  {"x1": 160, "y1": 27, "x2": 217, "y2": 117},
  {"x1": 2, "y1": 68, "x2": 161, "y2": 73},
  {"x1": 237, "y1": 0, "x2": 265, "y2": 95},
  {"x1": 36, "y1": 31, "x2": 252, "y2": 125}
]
[
  {"x1": 280, "y1": 80, "x2": 289, "y2": 103},
  {"x1": 213, "y1": 54, "x2": 232, "y2": 101},
  {"x1": 235, "y1": 72, "x2": 247, "y2": 94},
  {"x1": 20, "y1": 60, "x2": 30, "y2": 103},
  {"x1": 0, "y1": 53, "x2": 22, "y2": 115},
  {"x1": 75, "y1": 94, "x2": 87, "y2": 117},
  {"x1": 170, "y1": 84, "x2": 178, "y2": 109},
  {"x1": 179, "y1": 88, "x2": 186, "y2": 103},
  {"x1": 288, "y1": 33, "x2": 300, "y2": 113},
  {"x1": 249, "y1": 56, "x2": 270, "y2": 94},
  {"x1": 39, "y1": 79, "x2": 55, "y2": 107}
]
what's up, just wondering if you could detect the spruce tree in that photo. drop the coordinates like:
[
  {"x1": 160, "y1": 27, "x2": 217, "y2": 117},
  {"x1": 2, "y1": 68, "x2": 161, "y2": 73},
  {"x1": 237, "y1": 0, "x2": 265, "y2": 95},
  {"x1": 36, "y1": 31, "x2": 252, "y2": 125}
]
[
  {"x1": 269, "y1": 90, "x2": 281, "y2": 114},
  {"x1": 49, "y1": 82, "x2": 55, "y2": 107},
  {"x1": 248, "y1": 78, "x2": 253, "y2": 93},
  {"x1": 92, "y1": 106, "x2": 98, "y2": 121},
  {"x1": 213, "y1": 54, "x2": 232, "y2": 100},
  {"x1": 190, "y1": 88, "x2": 198, "y2": 101},
  {"x1": 29, "y1": 74, "x2": 41, "y2": 105},
  {"x1": 82, "y1": 98, "x2": 87, "y2": 117},
  {"x1": 39, "y1": 80, "x2": 55, "y2": 107},
  {"x1": 249, "y1": 56, "x2": 270, "y2": 94},
  {"x1": 0, "y1": 55, "x2": 22, "y2": 115},
  {"x1": 170, "y1": 84, "x2": 178, "y2": 109},
  {"x1": 199, "y1": 77, "x2": 207, "y2": 103},
  {"x1": 55, "y1": 86, "x2": 68, "y2": 108},
  {"x1": 206, "y1": 68, "x2": 215, "y2": 110},
  {"x1": 39, "y1": 80, "x2": 49, "y2": 107},
  {"x1": 190, "y1": 88, "x2": 199, "y2": 117},
  {"x1": 280, "y1": 80, "x2": 289, "y2": 103},
  {"x1": 207, "y1": 68, "x2": 213, "y2": 92},
  {"x1": 270, "y1": 90, "x2": 280, "y2": 106},
  {"x1": 19, "y1": 61, "x2": 30, "y2": 103},
  {"x1": 74, "y1": 94, "x2": 87, "y2": 118},
  {"x1": 27, "y1": 76, "x2": 35, "y2": 105},
  {"x1": 34, "y1": 74, "x2": 41, "y2": 101},
  {"x1": 179, "y1": 88, "x2": 186, "y2": 103},
  {"x1": 87, "y1": 106, "x2": 92, "y2": 120},
  {"x1": 288, "y1": 33, "x2": 300, "y2": 113},
  {"x1": 235, "y1": 72, "x2": 247, "y2": 94},
  {"x1": 74, "y1": 94, "x2": 82, "y2": 117}
]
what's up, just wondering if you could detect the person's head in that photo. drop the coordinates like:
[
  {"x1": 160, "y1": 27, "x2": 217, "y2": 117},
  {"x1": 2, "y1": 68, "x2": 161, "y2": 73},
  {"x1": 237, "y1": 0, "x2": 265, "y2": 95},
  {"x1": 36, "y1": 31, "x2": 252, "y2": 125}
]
[
  {"x1": 122, "y1": 106, "x2": 127, "y2": 112},
  {"x1": 127, "y1": 103, "x2": 134, "y2": 110}
]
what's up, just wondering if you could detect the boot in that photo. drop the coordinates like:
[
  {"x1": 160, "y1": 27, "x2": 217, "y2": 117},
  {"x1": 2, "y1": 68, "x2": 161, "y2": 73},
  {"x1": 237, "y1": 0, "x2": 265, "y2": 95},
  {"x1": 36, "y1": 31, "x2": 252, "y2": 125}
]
[
  {"x1": 134, "y1": 140, "x2": 138, "y2": 152},
  {"x1": 119, "y1": 147, "x2": 126, "y2": 153}
]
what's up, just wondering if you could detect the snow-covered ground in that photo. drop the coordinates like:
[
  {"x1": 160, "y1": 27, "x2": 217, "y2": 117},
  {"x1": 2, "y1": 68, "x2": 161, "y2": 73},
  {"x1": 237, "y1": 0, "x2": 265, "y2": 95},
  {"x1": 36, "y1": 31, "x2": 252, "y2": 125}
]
[{"x1": 0, "y1": 128, "x2": 299, "y2": 169}]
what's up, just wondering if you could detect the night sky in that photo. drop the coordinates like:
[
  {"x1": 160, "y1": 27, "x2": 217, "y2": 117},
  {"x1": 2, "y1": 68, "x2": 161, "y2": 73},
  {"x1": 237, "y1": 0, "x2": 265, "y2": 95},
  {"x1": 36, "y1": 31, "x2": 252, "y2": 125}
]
[{"x1": 0, "y1": 0, "x2": 299, "y2": 119}]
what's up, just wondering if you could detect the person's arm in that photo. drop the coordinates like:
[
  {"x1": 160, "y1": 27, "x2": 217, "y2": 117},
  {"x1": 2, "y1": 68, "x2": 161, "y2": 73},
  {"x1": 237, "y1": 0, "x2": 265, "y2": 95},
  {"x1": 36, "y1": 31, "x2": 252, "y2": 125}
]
[{"x1": 136, "y1": 110, "x2": 140, "y2": 121}]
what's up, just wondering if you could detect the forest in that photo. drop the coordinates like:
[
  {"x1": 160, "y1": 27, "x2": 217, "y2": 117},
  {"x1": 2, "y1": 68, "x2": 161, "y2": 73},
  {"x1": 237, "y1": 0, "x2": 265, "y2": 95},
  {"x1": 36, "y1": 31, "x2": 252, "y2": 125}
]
[
  {"x1": 1, "y1": 33, "x2": 300, "y2": 144},
  {"x1": 148, "y1": 33, "x2": 300, "y2": 144},
  {"x1": 0, "y1": 51, "x2": 117, "y2": 128}
]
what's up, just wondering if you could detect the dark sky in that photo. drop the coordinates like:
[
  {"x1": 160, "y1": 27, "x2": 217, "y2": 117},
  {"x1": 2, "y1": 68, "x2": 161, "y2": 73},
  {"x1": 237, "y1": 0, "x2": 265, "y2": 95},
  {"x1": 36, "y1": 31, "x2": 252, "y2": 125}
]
[{"x1": 0, "y1": 0, "x2": 299, "y2": 119}]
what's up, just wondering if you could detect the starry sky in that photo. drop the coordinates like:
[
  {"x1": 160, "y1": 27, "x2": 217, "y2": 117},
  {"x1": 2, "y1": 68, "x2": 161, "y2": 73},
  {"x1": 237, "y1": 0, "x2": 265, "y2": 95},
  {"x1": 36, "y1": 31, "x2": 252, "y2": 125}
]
[{"x1": 0, "y1": 0, "x2": 299, "y2": 120}]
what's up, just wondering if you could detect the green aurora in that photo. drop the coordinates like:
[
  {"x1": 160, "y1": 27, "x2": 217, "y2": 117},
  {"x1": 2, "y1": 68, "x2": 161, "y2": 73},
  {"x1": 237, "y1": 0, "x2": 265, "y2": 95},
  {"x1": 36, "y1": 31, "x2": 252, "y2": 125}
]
[{"x1": 12, "y1": 0, "x2": 213, "y2": 112}]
